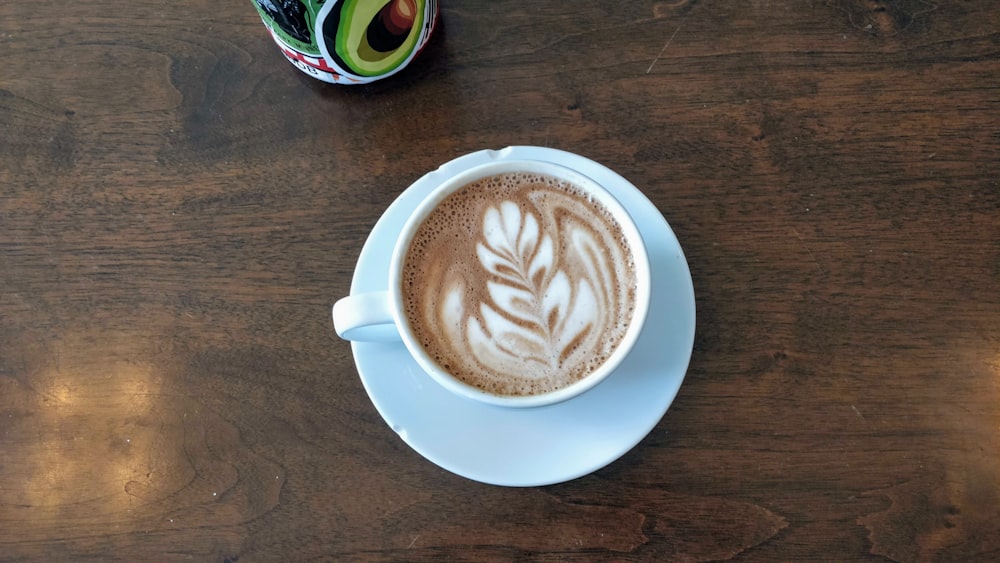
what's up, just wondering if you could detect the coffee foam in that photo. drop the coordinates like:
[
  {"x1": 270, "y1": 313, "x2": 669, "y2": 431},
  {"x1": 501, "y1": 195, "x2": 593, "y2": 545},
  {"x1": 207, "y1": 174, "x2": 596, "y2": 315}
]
[{"x1": 401, "y1": 172, "x2": 637, "y2": 397}]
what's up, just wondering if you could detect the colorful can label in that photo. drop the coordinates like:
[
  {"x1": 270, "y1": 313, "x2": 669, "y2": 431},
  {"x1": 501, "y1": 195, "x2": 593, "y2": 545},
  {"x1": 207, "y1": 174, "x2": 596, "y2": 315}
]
[{"x1": 251, "y1": 0, "x2": 438, "y2": 84}]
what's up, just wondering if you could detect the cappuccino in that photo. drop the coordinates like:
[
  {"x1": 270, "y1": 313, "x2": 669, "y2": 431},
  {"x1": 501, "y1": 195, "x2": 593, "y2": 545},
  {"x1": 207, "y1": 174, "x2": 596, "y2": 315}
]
[{"x1": 401, "y1": 172, "x2": 637, "y2": 397}]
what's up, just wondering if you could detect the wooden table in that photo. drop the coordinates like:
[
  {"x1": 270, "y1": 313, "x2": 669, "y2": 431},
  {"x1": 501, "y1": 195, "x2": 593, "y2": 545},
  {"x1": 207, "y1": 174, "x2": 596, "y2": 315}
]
[{"x1": 2, "y1": 0, "x2": 998, "y2": 560}]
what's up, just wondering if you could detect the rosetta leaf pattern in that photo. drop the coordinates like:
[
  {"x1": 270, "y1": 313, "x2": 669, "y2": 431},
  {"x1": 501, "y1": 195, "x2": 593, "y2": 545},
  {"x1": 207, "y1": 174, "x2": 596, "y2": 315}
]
[{"x1": 470, "y1": 201, "x2": 601, "y2": 370}]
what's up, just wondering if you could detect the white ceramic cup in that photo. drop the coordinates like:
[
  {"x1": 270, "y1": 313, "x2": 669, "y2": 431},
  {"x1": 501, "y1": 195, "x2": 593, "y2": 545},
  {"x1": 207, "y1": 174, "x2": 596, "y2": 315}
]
[{"x1": 332, "y1": 158, "x2": 651, "y2": 408}]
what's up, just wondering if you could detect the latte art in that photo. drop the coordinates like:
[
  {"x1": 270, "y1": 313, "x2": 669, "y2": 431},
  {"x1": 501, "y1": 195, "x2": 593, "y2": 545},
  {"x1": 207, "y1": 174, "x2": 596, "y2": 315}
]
[
  {"x1": 402, "y1": 172, "x2": 637, "y2": 397},
  {"x1": 471, "y1": 201, "x2": 609, "y2": 370}
]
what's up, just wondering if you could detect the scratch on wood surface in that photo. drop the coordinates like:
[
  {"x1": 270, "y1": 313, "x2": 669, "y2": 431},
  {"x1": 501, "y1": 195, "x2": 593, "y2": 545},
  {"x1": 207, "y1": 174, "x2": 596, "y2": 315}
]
[
  {"x1": 646, "y1": 25, "x2": 681, "y2": 74},
  {"x1": 791, "y1": 227, "x2": 825, "y2": 274},
  {"x1": 407, "y1": 535, "x2": 419, "y2": 548},
  {"x1": 851, "y1": 404, "x2": 866, "y2": 421}
]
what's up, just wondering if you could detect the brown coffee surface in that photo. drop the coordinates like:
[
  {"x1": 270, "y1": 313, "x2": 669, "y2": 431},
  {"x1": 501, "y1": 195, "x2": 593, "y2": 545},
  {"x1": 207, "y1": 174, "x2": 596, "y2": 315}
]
[{"x1": 401, "y1": 172, "x2": 637, "y2": 397}]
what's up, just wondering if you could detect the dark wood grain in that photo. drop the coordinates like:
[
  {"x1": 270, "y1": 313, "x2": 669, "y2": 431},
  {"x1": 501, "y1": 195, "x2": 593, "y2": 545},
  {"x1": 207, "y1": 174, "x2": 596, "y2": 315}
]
[{"x1": 2, "y1": 0, "x2": 999, "y2": 560}]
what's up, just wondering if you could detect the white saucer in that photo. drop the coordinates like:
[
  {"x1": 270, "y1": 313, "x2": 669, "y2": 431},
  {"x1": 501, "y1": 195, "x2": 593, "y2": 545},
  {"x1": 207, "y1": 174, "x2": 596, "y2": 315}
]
[{"x1": 347, "y1": 146, "x2": 695, "y2": 486}]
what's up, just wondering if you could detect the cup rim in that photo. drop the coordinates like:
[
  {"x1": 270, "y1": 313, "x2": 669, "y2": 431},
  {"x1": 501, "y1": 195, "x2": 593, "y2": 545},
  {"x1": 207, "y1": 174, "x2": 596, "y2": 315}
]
[{"x1": 388, "y1": 159, "x2": 651, "y2": 408}]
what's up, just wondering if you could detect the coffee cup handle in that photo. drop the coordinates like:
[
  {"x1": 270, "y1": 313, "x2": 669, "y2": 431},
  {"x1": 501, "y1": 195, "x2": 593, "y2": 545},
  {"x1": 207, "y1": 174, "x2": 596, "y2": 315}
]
[{"x1": 332, "y1": 291, "x2": 401, "y2": 342}]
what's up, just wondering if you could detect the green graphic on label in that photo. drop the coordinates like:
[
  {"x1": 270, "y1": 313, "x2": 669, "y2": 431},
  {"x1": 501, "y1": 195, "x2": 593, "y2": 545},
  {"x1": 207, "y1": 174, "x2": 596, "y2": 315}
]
[
  {"x1": 252, "y1": 0, "x2": 326, "y2": 55},
  {"x1": 324, "y1": 0, "x2": 428, "y2": 77},
  {"x1": 252, "y1": 0, "x2": 436, "y2": 83}
]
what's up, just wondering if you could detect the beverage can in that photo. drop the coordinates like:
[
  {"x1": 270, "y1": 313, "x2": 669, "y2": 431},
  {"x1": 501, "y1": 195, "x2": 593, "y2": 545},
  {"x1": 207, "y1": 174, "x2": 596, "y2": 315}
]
[{"x1": 251, "y1": 0, "x2": 439, "y2": 84}]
